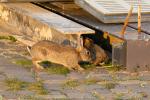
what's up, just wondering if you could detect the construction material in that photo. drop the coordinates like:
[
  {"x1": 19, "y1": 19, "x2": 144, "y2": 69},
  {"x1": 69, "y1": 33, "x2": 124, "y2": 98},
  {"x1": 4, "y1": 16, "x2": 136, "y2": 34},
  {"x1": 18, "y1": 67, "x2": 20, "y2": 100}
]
[
  {"x1": 75, "y1": 0, "x2": 150, "y2": 23},
  {"x1": 0, "y1": 0, "x2": 73, "y2": 2},
  {"x1": 38, "y1": 2, "x2": 149, "y2": 41},
  {"x1": 113, "y1": 40, "x2": 150, "y2": 72},
  {"x1": 37, "y1": 2, "x2": 150, "y2": 71},
  {"x1": 0, "y1": 3, "x2": 94, "y2": 46}
]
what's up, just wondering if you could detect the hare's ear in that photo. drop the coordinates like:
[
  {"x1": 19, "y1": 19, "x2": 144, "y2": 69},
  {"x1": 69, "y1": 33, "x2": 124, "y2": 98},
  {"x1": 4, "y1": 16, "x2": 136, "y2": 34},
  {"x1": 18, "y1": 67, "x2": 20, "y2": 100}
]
[
  {"x1": 80, "y1": 36, "x2": 84, "y2": 47},
  {"x1": 84, "y1": 38, "x2": 93, "y2": 46},
  {"x1": 76, "y1": 35, "x2": 84, "y2": 52}
]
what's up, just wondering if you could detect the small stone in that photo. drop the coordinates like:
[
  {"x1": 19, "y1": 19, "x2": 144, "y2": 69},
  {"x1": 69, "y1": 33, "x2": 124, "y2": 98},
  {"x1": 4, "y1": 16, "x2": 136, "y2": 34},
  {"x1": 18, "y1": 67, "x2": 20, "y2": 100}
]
[
  {"x1": 1, "y1": 91, "x2": 18, "y2": 99},
  {"x1": 44, "y1": 83, "x2": 63, "y2": 91},
  {"x1": 86, "y1": 73, "x2": 113, "y2": 81},
  {"x1": 39, "y1": 72, "x2": 66, "y2": 83},
  {"x1": 63, "y1": 89, "x2": 97, "y2": 99},
  {"x1": 76, "y1": 84, "x2": 103, "y2": 93},
  {"x1": 67, "y1": 72, "x2": 85, "y2": 80},
  {"x1": 17, "y1": 90, "x2": 35, "y2": 96}
]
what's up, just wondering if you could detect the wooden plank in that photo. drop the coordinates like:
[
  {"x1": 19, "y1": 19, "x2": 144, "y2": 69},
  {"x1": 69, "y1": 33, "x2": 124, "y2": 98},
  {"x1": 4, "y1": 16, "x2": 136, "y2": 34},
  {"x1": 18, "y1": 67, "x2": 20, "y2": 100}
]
[
  {"x1": 0, "y1": 0, "x2": 73, "y2": 2},
  {"x1": 0, "y1": 3, "x2": 94, "y2": 35},
  {"x1": 43, "y1": 2, "x2": 149, "y2": 40},
  {"x1": 51, "y1": 2, "x2": 80, "y2": 10},
  {"x1": 0, "y1": 3, "x2": 94, "y2": 47},
  {"x1": 75, "y1": 0, "x2": 150, "y2": 23}
]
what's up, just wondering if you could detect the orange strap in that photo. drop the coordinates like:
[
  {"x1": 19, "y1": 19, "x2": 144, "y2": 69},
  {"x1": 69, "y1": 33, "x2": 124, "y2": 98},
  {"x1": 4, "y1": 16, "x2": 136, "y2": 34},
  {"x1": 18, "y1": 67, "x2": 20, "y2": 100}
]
[
  {"x1": 120, "y1": 5, "x2": 133, "y2": 37},
  {"x1": 138, "y1": 4, "x2": 142, "y2": 34}
]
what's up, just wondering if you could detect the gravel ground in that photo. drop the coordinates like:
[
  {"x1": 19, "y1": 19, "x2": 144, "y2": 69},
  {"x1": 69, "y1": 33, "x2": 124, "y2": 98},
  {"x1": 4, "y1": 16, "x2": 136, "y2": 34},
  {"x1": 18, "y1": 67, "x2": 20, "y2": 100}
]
[{"x1": 0, "y1": 24, "x2": 150, "y2": 100}]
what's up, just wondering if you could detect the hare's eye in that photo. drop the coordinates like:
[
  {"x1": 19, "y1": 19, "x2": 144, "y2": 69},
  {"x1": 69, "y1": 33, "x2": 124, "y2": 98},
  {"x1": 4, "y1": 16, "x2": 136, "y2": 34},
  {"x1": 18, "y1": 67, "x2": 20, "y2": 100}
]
[{"x1": 86, "y1": 51, "x2": 90, "y2": 55}]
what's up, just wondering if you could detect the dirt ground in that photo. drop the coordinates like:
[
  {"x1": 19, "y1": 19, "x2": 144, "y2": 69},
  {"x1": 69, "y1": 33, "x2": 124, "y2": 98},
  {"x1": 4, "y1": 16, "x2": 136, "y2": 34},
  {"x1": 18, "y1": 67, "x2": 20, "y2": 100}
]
[{"x1": 1, "y1": 23, "x2": 150, "y2": 100}]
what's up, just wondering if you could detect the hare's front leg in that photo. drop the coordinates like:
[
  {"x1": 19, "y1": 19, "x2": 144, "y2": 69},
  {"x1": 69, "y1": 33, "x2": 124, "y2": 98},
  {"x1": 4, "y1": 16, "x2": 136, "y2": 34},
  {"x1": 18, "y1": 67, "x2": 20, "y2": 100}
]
[
  {"x1": 76, "y1": 64, "x2": 84, "y2": 71},
  {"x1": 32, "y1": 58, "x2": 44, "y2": 71},
  {"x1": 93, "y1": 60, "x2": 100, "y2": 66},
  {"x1": 31, "y1": 58, "x2": 44, "y2": 81}
]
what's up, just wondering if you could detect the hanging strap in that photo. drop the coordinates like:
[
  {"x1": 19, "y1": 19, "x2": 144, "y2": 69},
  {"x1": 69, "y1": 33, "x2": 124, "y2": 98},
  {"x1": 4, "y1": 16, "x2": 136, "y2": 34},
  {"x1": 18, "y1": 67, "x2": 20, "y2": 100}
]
[{"x1": 120, "y1": 5, "x2": 133, "y2": 37}]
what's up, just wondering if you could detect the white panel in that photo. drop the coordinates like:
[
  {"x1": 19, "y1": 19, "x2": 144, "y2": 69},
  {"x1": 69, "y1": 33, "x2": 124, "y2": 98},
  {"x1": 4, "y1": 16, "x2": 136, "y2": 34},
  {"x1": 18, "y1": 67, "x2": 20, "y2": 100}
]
[
  {"x1": 83, "y1": 0, "x2": 150, "y2": 14},
  {"x1": 75, "y1": 0, "x2": 150, "y2": 23}
]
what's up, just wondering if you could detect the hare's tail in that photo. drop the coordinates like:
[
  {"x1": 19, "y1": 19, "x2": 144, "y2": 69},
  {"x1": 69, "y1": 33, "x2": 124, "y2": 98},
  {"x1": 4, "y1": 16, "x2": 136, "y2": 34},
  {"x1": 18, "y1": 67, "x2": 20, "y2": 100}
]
[{"x1": 27, "y1": 46, "x2": 32, "y2": 55}]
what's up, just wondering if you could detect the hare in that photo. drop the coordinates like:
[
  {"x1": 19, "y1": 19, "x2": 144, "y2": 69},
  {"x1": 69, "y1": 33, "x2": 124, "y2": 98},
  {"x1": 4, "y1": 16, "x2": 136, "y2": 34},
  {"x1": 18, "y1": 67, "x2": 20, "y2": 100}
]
[
  {"x1": 27, "y1": 38, "x2": 92, "y2": 72},
  {"x1": 83, "y1": 38, "x2": 108, "y2": 65}
]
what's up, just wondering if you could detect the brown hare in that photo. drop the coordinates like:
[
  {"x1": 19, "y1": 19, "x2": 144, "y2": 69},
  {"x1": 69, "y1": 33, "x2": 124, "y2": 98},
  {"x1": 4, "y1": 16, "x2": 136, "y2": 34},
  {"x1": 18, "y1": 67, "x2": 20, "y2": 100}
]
[
  {"x1": 83, "y1": 38, "x2": 108, "y2": 65},
  {"x1": 27, "y1": 38, "x2": 92, "y2": 72}
]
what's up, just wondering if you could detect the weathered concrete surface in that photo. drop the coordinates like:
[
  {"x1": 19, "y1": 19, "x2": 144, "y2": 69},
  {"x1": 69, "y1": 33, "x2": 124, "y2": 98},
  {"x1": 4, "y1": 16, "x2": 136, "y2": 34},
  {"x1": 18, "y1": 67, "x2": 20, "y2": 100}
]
[
  {"x1": 0, "y1": 3, "x2": 94, "y2": 46},
  {"x1": 0, "y1": 30, "x2": 150, "y2": 100}
]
